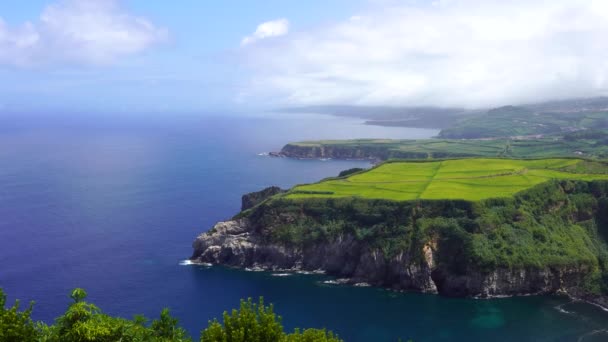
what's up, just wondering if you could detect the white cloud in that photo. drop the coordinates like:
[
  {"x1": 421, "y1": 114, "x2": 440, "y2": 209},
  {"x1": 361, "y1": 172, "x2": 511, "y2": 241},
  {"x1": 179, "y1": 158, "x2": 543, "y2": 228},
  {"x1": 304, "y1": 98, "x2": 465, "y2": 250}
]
[
  {"x1": 239, "y1": 0, "x2": 608, "y2": 108},
  {"x1": 241, "y1": 18, "x2": 289, "y2": 46},
  {"x1": 0, "y1": 0, "x2": 167, "y2": 67}
]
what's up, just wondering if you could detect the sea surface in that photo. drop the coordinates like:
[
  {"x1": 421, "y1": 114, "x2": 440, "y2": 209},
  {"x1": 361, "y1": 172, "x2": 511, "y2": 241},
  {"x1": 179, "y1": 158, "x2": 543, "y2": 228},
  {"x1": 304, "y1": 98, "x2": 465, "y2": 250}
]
[{"x1": 1, "y1": 112, "x2": 607, "y2": 341}]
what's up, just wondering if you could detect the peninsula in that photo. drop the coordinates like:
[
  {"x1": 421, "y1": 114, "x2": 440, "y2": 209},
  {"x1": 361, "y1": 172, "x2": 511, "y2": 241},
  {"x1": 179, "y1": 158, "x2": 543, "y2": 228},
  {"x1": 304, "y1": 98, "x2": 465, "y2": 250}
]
[
  {"x1": 191, "y1": 158, "x2": 608, "y2": 307},
  {"x1": 276, "y1": 100, "x2": 608, "y2": 161}
]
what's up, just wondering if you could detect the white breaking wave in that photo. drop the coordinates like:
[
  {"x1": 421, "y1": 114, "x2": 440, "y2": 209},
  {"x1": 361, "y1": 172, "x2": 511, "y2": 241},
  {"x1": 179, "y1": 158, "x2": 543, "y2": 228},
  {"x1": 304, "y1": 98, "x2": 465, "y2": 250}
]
[
  {"x1": 179, "y1": 260, "x2": 212, "y2": 267},
  {"x1": 554, "y1": 303, "x2": 574, "y2": 315},
  {"x1": 321, "y1": 278, "x2": 349, "y2": 285}
]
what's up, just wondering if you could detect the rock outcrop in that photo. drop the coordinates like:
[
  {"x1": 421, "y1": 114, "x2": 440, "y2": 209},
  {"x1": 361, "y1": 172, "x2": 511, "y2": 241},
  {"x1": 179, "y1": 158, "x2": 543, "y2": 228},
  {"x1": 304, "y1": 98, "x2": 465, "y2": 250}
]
[
  {"x1": 191, "y1": 179, "x2": 608, "y2": 307},
  {"x1": 277, "y1": 143, "x2": 475, "y2": 160},
  {"x1": 191, "y1": 220, "x2": 595, "y2": 300},
  {"x1": 279, "y1": 144, "x2": 387, "y2": 160},
  {"x1": 191, "y1": 218, "x2": 437, "y2": 293}
]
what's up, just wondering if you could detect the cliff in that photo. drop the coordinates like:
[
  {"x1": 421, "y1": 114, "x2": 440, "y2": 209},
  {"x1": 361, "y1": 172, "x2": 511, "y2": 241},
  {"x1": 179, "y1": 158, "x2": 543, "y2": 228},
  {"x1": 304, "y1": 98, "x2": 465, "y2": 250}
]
[
  {"x1": 191, "y1": 179, "x2": 608, "y2": 305},
  {"x1": 241, "y1": 186, "x2": 285, "y2": 211},
  {"x1": 279, "y1": 143, "x2": 387, "y2": 160},
  {"x1": 276, "y1": 136, "x2": 608, "y2": 161},
  {"x1": 279, "y1": 142, "x2": 450, "y2": 160}
]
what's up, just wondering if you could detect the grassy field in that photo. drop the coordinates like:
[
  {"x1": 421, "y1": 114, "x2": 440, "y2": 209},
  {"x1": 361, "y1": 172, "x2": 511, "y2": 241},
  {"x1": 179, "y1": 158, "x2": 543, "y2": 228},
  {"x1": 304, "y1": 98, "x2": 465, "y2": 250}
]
[
  {"x1": 438, "y1": 106, "x2": 608, "y2": 139},
  {"x1": 287, "y1": 158, "x2": 608, "y2": 201},
  {"x1": 284, "y1": 130, "x2": 608, "y2": 160}
]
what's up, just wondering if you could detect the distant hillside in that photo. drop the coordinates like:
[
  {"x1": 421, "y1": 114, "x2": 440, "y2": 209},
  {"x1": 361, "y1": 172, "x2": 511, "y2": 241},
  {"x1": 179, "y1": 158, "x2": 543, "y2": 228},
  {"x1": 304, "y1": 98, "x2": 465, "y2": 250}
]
[
  {"x1": 525, "y1": 97, "x2": 608, "y2": 113},
  {"x1": 278, "y1": 130, "x2": 608, "y2": 161},
  {"x1": 438, "y1": 105, "x2": 608, "y2": 139},
  {"x1": 281, "y1": 97, "x2": 608, "y2": 134}
]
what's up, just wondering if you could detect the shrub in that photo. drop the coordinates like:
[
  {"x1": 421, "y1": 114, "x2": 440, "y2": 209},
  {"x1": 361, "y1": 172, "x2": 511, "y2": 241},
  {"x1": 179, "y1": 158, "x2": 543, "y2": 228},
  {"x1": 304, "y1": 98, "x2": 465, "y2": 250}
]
[
  {"x1": 0, "y1": 288, "x2": 38, "y2": 341},
  {"x1": 200, "y1": 298, "x2": 341, "y2": 342},
  {"x1": 0, "y1": 289, "x2": 341, "y2": 342}
]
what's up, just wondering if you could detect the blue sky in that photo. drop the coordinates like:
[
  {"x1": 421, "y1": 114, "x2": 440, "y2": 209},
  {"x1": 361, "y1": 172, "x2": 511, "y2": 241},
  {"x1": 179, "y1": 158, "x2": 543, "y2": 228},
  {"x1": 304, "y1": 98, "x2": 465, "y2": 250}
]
[
  {"x1": 1, "y1": 0, "x2": 608, "y2": 113},
  {"x1": 0, "y1": 0, "x2": 365, "y2": 113}
]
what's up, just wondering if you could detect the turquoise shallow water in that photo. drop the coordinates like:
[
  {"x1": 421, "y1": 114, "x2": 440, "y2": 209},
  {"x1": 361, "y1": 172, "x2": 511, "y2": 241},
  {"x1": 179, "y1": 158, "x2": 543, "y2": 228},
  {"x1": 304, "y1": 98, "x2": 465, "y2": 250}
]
[
  {"x1": 186, "y1": 267, "x2": 608, "y2": 341},
  {"x1": 0, "y1": 113, "x2": 607, "y2": 341}
]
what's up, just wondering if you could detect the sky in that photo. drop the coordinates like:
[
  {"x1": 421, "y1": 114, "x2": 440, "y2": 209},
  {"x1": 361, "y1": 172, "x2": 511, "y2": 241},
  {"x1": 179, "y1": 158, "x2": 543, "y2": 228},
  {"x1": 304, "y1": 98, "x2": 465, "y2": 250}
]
[{"x1": 1, "y1": 0, "x2": 608, "y2": 113}]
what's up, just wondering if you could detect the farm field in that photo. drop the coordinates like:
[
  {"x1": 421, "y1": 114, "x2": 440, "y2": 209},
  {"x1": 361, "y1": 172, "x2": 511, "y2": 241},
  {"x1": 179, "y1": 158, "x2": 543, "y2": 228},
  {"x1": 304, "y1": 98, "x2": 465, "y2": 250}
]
[
  {"x1": 287, "y1": 158, "x2": 608, "y2": 201},
  {"x1": 283, "y1": 129, "x2": 608, "y2": 160},
  {"x1": 438, "y1": 106, "x2": 608, "y2": 139}
]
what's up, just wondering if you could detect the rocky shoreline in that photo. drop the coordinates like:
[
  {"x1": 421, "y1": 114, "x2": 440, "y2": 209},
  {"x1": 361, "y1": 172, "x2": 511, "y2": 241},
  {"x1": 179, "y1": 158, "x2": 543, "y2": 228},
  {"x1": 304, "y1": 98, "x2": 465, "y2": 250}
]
[
  {"x1": 270, "y1": 143, "x2": 387, "y2": 161},
  {"x1": 190, "y1": 218, "x2": 608, "y2": 308}
]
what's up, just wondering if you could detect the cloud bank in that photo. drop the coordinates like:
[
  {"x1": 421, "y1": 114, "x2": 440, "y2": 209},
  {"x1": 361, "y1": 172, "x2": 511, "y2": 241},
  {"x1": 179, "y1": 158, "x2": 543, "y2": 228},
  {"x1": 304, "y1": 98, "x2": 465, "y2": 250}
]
[
  {"x1": 241, "y1": 18, "x2": 289, "y2": 46},
  {"x1": 240, "y1": 0, "x2": 608, "y2": 108},
  {"x1": 0, "y1": 0, "x2": 167, "y2": 67}
]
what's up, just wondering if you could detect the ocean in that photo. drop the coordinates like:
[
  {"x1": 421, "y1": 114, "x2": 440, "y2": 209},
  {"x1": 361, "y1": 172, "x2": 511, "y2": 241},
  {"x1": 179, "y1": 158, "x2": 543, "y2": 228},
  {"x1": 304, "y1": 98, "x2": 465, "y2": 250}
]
[{"x1": 1, "y1": 112, "x2": 607, "y2": 341}]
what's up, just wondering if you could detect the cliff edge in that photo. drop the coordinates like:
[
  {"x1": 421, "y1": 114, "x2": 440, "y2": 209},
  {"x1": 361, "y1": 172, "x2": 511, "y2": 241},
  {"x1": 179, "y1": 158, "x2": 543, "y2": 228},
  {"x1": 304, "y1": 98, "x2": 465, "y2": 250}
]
[
  {"x1": 191, "y1": 159, "x2": 608, "y2": 307},
  {"x1": 191, "y1": 178, "x2": 608, "y2": 306}
]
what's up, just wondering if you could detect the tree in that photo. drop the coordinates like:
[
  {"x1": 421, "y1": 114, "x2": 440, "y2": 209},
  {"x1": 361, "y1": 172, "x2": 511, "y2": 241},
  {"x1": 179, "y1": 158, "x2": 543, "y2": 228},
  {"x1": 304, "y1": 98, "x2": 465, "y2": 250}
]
[
  {"x1": 41, "y1": 288, "x2": 191, "y2": 342},
  {"x1": 1, "y1": 288, "x2": 342, "y2": 342},
  {"x1": 0, "y1": 288, "x2": 38, "y2": 342},
  {"x1": 200, "y1": 298, "x2": 341, "y2": 342}
]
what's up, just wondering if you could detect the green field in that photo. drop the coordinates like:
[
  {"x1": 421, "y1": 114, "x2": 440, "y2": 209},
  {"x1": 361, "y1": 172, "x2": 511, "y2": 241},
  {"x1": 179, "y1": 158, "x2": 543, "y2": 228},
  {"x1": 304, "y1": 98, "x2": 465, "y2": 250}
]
[
  {"x1": 283, "y1": 130, "x2": 608, "y2": 160},
  {"x1": 438, "y1": 106, "x2": 608, "y2": 139},
  {"x1": 287, "y1": 158, "x2": 608, "y2": 201}
]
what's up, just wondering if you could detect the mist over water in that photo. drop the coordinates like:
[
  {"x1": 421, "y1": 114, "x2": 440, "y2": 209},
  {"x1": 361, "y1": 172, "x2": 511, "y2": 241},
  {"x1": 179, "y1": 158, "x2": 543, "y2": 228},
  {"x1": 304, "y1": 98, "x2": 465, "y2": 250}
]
[{"x1": 0, "y1": 113, "x2": 607, "y2": 341}]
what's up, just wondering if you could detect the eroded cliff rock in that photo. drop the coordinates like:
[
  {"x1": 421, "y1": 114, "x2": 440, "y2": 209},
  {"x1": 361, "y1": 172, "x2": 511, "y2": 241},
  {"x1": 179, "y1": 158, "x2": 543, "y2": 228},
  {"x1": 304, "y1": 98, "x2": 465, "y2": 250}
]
[
  {"x1": 191, "y1": 219, "x2": 596, "y2": 299},
  {"x1": 191, "y1": 179, "x2": 608, "y2": 306},
  {"x1": 277, "y1": 143, "x2": 473, "y2": 160},
  {"x1": 191, "y1": 218, "x2": 437, "y2": 292}
]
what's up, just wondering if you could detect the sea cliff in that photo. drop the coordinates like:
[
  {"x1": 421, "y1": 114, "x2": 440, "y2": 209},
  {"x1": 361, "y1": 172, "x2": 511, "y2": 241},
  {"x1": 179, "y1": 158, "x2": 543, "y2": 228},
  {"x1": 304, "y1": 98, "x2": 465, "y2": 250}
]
[
  {"x1": 275, "y1": 137, "x2": 608, "y2": 161},
  {"x1": 191, "y1": 180, "x2": 608, "y2": 306},
  {"x1": 279, "y1": 142, "x2": 432, "y2": 160}
]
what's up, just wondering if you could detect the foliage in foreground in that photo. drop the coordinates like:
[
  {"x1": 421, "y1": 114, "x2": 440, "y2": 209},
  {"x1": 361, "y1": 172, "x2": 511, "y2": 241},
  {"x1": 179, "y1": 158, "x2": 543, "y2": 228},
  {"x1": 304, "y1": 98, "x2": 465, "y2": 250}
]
[
  {"x1": 0, "y1": 288, "x2": 341, "y2": 342},
  {"x1": 201, "y1": 298, "x2": 341, "y2": 342}
]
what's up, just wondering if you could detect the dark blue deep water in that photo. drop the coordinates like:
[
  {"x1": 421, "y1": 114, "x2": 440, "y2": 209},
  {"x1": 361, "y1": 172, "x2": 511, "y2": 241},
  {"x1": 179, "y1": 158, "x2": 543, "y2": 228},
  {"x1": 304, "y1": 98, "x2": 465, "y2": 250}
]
[{"x1": 1, "y1": 113, "x2": 608, "y2": 341}]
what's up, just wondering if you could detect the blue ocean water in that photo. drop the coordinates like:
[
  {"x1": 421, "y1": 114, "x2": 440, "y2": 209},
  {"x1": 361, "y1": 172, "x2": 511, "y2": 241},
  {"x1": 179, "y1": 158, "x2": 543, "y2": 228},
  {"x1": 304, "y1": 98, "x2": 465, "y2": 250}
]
[{"x1": 0, "y1": 113, "x2": 607, "y2": 341}]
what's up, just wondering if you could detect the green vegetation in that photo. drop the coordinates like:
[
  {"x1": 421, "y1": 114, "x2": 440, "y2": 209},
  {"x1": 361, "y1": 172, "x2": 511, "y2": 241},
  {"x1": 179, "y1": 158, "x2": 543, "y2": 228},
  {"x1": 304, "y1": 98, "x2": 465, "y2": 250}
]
[
  {"x1": 0, "y1": 288, "x2": 341, "y2": 342},
  {"x1": 244, "y1": 178, "x2": 608, "y2": 295},
  {"x1": 337, "y1": 168, "x2": 365, "y2": 177},
  {"x1": 201, "y1": 298, "x2": 340, "y2": 342},
  {"x1": 287, "y1": 158, "x2": 608, "y2": 201},
  {"x1": 0, "y1": 288, "x2": 37, "y2": 341},
  {"x1": 242, "y1": 186, "x2": 286, "y2": 211},
  {"x1": 438, "y1": 106, "x2": 608, "y2": 139},
  {"x1": 282, "y1": 103, "x2": 608, "y2": 160},
  {"x1": 236, "y1": 158, "x2": 608, "y2": 297},
  {"x1": 283, "y1": 131, "x2": 608, "y2": 160}
]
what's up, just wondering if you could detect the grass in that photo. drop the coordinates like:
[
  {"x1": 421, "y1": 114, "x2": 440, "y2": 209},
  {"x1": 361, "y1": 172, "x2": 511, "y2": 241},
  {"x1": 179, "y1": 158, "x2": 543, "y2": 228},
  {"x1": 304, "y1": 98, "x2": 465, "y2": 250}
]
[
  {"x1": 438, "y1": 106, "x2": 608, "y2": 139},
  {"x1": 284, "y1": 131, "x2": 608, "y2": 160},
  {"x1": 287, "y1": 158, "x2": 608, "y2": 201}
]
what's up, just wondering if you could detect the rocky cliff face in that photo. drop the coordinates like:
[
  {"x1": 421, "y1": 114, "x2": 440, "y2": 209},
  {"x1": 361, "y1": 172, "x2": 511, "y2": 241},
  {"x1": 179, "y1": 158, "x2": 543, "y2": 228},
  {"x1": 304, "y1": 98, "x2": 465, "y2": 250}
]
[
  {"x1": 431, "y1": 265, "x2": 591, "y2": 298},
  {"x1": 191, "y1": 218, "x2": 595, "y2": 300},
  {"x1": 191, "y1": 179, "x2": 608, "y2": 307},
  {"x1": 278, "y1": 143, "x2": 472, "y2": 160},
  {"x1": 279, "y1": 144, "x2": 392, "y2": 160},
  {"x1": 191, "y1": 218, "x2": 437, "y2": 292}
]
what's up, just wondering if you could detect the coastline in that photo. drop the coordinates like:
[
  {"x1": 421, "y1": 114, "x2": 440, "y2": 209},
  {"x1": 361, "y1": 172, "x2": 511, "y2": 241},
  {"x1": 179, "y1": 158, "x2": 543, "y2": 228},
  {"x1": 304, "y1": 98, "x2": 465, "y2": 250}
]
[
  {"x1": 190, "y1": 171, "x2": 608, "y2": 315},
  {"x1": 187, "y1": 259, "x2": 608, "y2": 312}
]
